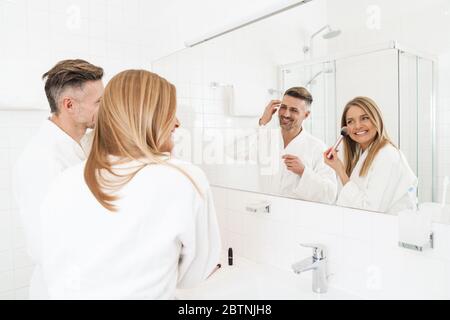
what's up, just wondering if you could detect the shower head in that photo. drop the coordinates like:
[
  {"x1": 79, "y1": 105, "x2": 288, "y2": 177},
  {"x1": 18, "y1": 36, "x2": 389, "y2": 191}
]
[
  {"x1": 309, "y1": 25, "x2": 341, "y2": 41},
  {"x1": 322, "y1": 28, "x2": 341, "y2": 39},
  {"x1": 303, "y1": 25, "x2": 342, "y2": 56}
]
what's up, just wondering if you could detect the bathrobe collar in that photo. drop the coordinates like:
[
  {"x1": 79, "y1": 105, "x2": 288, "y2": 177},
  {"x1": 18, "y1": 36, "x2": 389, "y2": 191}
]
[{"x1": 43, "y1": 118, "x2": 88, "y2": 160}]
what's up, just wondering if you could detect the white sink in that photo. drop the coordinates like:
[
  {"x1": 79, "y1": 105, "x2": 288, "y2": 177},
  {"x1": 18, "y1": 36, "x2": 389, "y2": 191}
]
[{"x1": 176, "y1": 256, "x2": 360, "y2": 300}]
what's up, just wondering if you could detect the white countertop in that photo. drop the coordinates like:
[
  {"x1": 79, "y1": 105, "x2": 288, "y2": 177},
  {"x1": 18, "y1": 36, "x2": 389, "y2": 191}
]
[{"x1": 176, "y1": 255, "x2": 360, "y2": 300}]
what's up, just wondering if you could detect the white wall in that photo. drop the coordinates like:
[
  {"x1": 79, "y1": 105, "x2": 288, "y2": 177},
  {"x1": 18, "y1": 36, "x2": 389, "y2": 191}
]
[
  {"x1": 141, "y1": 0, "x2": 311, "y2": 62},
  {"x1": 326, "y1": 0, "x2": 450, "y2": 54},
  {"x1": 0, "y1": 0, "x2": 303, "y2": 108},
  {"x1": 335, "y1": 49, "x2": 400, "y2": 144},
  {"x1": 0, "y1": 0, "x2": 158, "y2": 109}
]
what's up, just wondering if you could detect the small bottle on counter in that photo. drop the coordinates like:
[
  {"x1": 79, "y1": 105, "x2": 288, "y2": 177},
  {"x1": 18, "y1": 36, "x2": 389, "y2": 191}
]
[{"x1": 228, "y1": 248, "x2": 233, "y2": 266}]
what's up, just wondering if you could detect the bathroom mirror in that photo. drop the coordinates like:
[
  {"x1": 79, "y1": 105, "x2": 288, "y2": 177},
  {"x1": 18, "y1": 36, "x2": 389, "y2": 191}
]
[{"x1": 152, "y1": 0, "x2": 450, "y2": 215}]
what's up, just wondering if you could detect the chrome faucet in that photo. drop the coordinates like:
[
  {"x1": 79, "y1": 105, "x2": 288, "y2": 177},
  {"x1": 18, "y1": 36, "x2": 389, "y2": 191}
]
[{"x1": 292, "y1": 243, "x2": 328, "y2": 294}]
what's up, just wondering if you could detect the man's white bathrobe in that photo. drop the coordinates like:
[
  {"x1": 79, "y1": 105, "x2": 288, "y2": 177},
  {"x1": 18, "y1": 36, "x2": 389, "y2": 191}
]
[
  {"x1": 257, "y1": 126, "x2": 338, "y2": 204},
  {"x1": 336, "y1": 143, "x2": 418, "y2": 214},
  {"x1": 39, "y1": 158, "x2": 221, "y2": 299},
  {"x1": 13, "y1": 119, "x2": 93, "y2": 299}
]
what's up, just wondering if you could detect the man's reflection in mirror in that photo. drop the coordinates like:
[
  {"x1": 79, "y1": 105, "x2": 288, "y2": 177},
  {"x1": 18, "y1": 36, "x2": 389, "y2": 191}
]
[{"x1": 257, "y1": 87, "x2": 337, "y2": 203}]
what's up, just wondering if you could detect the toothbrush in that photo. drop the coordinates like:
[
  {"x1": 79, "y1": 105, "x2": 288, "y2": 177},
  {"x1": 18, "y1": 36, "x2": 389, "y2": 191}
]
[{"x1": 442, "y1": 176, "x2": 449, "y2": 208}]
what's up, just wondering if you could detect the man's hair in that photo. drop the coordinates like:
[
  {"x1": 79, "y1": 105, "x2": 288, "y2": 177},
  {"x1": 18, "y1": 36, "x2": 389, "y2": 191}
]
[
  {"x1": 42, "y1": 59, "x2": 104, "y2": 114},
  {"x1": 284, "y1": 87, "x2": 313, "y2": 110}
]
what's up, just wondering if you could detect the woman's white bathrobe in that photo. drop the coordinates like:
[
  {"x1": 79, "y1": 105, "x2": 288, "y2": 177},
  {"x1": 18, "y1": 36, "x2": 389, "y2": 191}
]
[
  {"x1": 337, "y1": 144, "x2": 418, "y2": 214},
  {"x1": 38, "y1": 158, "x2": 221, "y2": 299}
]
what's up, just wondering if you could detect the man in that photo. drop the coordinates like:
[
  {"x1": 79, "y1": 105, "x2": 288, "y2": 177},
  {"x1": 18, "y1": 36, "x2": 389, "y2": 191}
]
[
  {"x1": 13, "y1": 59, "x2": 104, "y2": 299},
  {"x1": 257, "y1": 87, "x2": 337, "y2": 203}
]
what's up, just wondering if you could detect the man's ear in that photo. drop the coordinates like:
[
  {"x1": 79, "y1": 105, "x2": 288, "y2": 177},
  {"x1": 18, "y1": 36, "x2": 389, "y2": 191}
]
[
  {"x1": 61, "y1": 97, "x2": 74, "y2": 113},
  {"x1": 304, "y1": 110, "x2": 311, "y2": 119}
]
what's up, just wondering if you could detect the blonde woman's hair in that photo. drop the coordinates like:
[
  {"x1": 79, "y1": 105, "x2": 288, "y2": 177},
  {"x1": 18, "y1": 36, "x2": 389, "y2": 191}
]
[
  {"x1": 84, "y1": 70, "x2": 200, "y2": 211},
  {"x1": 341, "y1": 96, "x2": 396, "y2": 177}
]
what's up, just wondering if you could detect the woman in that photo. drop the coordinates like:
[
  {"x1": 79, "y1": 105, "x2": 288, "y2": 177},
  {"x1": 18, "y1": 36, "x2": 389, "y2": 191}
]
[
  {"x1": 39, "y1": 70, "x2": 221, "y2": 299},
  {"x1": 324, "y1": 96, "x2": 417, "y2": 214}
]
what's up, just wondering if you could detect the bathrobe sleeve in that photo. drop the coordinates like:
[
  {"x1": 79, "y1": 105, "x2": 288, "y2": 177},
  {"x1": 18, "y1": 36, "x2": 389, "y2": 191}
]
[
  {"x1": 177, "y1": 169, "x2": 221, "y2": 289},
  {"x1": 336, "y1": 149, "x2": 405, "y2": 212},
  {"x1": 292, "y1": 144, "x2": 338, "y2": 204}
]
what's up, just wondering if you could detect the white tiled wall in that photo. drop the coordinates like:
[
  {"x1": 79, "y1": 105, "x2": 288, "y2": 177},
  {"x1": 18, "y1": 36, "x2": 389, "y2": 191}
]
[
  {"x1": 212, "y1": 186, "x2": 450, "y2": 299},
  {"x1": 0, "y1": 0, "x2": 153, "y2": 109},
  {"x1": 0, "y1": 110, "x2": 49, "y2": 300}
]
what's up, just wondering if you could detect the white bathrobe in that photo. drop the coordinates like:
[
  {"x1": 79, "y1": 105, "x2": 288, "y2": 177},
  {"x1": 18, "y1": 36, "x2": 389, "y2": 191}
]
[
  {"x1": 38, "y1": 158, "x2": 221, "y2": 300},
  {"x1": 258, "y1": 126, "x2": 338, "y2": 204},
  {"x1": 12, "y1": 119, "x2": 93, "y2": 299},
  {"x1": 336, "y1": 144, "x2": 418, "y2": 214}
]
